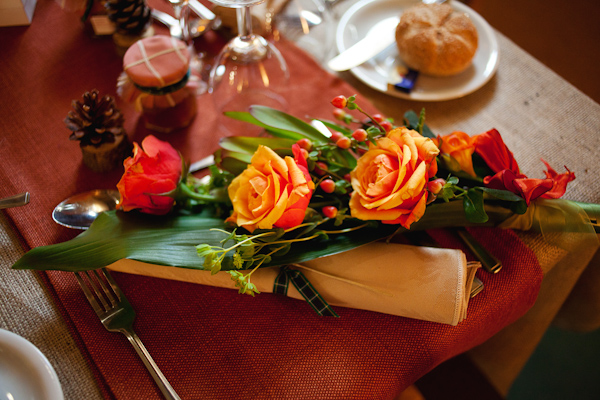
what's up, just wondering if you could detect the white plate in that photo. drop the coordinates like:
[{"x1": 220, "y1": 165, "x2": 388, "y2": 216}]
[
  {"x1": 335, "y1": 0, "x2": 499, "y2": 101},
  {"x1": 0, "y1": 329, "x2": 64, "y2": 400}
]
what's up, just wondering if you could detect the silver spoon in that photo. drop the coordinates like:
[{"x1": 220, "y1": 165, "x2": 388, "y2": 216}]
[
  {"x1": 52, "y1": 189, "x2": 120, "y2": 230},
  {"x1": 52, "y1": 156, "x2": 215, "y2": 230}
]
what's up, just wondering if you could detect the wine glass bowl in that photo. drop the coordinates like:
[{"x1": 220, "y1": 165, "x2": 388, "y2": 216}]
[
  {"x1": 207, "y1": 0, "x2": 290, "y2": 135},
  {"x1": 270, "y1": 0, "x2": 334, "y2": 63}
]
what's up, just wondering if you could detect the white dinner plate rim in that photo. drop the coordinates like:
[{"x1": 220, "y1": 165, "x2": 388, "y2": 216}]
[
  {"x1": 0, "y1": 328, "x2": 64, "y2": 400},
  {"x1": 335, "y1": 0, "x2": 500, "y2": 101}
]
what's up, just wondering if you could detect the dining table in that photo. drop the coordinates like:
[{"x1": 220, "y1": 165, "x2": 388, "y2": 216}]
[{"x1": 1, "y1": 0, "x2": 599, "y2": 399}]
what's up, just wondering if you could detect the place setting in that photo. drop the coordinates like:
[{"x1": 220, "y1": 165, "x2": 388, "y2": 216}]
[
  {"x1": 1, "y1": 0, "x2": 600, "y2": 398},
  {"x1": 329, "y1": 0, "x2": 499, "y2": 101}
]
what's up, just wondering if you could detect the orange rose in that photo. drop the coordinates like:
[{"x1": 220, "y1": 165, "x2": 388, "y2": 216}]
[
  {"x1": 117, "y1": 135, "x2": 182, "y2": 215},
  {"x1": 226, "y1": 144, "x2": 314, "y2": 233},
  {"x1": 349, "y1": 127, "x2": 439, "y2": 229},
  {"x1": 438, "y1": 131, "x2": 476, "y2": 176}
]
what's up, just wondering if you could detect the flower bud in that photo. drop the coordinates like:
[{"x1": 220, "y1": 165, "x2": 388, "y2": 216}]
[
  {"x1": 427, "y1": 178, "x2": 446, "y2": 195},
  {"x1": 322, "y1": 206, "x2": 338, "y2": 218},
  {"x1": 330, "y1": 131, "x2": 343, "y2": 143},
  {"x1": 336, "y1": 137, "x2": 351, "y2": 149},
  {"x1": 352, "y1": 129, "x2": 367, "y2": 142},
  {"x1": 380, "y1": 120, "x2": 393, "y2": 132},
  {"x1": 314, "y1": 161, "x2": 328, "y2": 176},
  {"x1": 331, "y1": 95, "x2": 347, "y2": 109},
  {"x1": 320, "y1": 179, "x2": 335, "y2": 193},
  {"x1": 333, "y1": 109, "x2": 346, "y2": 121},
  {"x1": 296, "y1": 138, "x2": 312, "y2": 150}
]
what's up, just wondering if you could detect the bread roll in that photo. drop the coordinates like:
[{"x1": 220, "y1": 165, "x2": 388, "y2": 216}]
[{"x1": 395, "y1": 3, "x2": 478, "y2": 77}]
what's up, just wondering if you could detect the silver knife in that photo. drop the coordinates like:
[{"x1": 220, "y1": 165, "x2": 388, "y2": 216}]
[
  {"x1": 327, "y1": 16, "x2": 399, "y2": 72},
  {"x1": 189, "y1": 154, "x2": 215, "y2": 173},
  {"x1": 0, "y1": 192, "x2": 30, "y2": 210},
  {"x1": 189, "y1": 0, "x2": 216, "y2": 21},
  {"x1": 151, "y1": 9, "x2": 182, "y2": 38}
]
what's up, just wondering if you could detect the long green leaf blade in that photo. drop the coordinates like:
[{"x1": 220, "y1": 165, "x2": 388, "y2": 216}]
[
  {"x1": 223, "y1": 111, "x2": 303, "y2": 140},
  {"x1": 12, "y1": 212, "x2": 230, "y2": 272},
  {"x1": 250, "y1": 106, "x2": 329, "y2": 143},
  {"x1": 219, "y1": 136, "x2": 296, "y2": 156}
]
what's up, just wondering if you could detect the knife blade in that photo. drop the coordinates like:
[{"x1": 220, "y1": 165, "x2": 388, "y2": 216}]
[
  {"x1": 151, "y1": 9, "x2": 182, "y2": 38},
  {"x1": 0, "y1": 192, "x2": 30, "y2": 210},
  {"x1": 188, "y1": 154, "x2": 215, "y2": 173},
  {"x1": 327, "y1": 16, "x2": 399, "y2": 72},
  {"x1": 189, "y1": 0, "x2": 216, "y2": 21}
]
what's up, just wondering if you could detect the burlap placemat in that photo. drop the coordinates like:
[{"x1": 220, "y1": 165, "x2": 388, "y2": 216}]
[{"x1": 0, "y1": 213, "x2": 103, "y2": 400}]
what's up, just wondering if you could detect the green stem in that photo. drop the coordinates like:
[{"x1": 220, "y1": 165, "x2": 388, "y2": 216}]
[
  {"x1": 253, "y1": 234, "x2": 321, "y2": 253},
  {"x1": 321, "y1": 222, "x2": 370, "y2": 235},
  {"x1": 247, "y1": 245, "x2": 286, "y2": 277},
  {"x1": 214, "y1": 230, "x2": 276, "y2": 253},
  {"x1": 351, "y1": 103, "x2": 386, "y2": 133},
  {"x1": 179, "y1": 182, "x2": 230, "y2": 203}
]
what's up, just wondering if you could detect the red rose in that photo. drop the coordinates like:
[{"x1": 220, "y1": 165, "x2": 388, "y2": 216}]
[
  {"x1": 117, "y1": 135, "x2": 182, "y2": 215},
  {"x1": 473, "y1": 129, "x2": 575, "y2": 204}
]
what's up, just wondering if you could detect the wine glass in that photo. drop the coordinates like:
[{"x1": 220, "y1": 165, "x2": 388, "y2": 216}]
[
  {"x1": 270, "y1": 0, "x2": 334, "y2": 63},
  {"x1": 207, "y1": 0, "x2": 290, "y2": 135},
  {"x1": 167, "y1": 0, "x2": 208, "y2": 94}
]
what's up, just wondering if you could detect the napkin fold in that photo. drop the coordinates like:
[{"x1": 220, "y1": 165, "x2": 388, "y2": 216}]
[{"x1": 108, "y1": 242, "x2": 480, "y2": 325}]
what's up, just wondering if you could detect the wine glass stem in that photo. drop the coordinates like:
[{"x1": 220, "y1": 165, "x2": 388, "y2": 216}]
[
  {"x1": 236, "y1": 6, "x2": 254, "y2": 41},
  {"x1": 181, "y1": 1, "x2": 191, "y2": 45},
  {"x1": 173, "y1": 1, "x2": 191, "y2": 46}
]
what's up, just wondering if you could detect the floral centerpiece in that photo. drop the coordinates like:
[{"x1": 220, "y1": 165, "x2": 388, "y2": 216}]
[{"x1": 13, "y1": 96, "x2": 599, "y2": 301}]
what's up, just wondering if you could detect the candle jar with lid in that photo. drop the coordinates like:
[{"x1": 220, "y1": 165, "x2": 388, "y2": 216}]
[{"x1": 118, "y1": 35, "x2": 198, "y2": 133}]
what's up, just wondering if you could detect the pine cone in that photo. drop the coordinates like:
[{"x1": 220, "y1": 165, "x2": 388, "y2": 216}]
[
  {"x1": 105, "y1": 0, "x2": 151, "y2": 35},
  {"x1": 66, "y1": 90, "x2": 132, "y2": 173},
  {"x1": 65, "y1": 89, "x2": 125, "y2": 147}
]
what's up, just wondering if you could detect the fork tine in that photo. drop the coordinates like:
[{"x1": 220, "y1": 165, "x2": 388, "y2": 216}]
[
  {"x1": 91, "y1": 269, "x2": 119, "y2": 308},
  {"x1": 74, "y1": 271, "x2": 104, "y2": 316},
  {"x1": 83, "y1": 270, "x2": 111, "y2": 311},
  {"x1": 100, "y1": 268, "x2": 125, "y2": 301}
]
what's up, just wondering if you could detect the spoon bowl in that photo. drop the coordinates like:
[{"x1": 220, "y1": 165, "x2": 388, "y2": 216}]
[{"x1": 52, "y1": 189, "x2": 120, "y2": 230}]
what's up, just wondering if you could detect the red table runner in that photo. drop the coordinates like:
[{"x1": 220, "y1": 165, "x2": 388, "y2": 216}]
[{"x1": 0, "y1": 1, "x2": 543, "y2": 398}]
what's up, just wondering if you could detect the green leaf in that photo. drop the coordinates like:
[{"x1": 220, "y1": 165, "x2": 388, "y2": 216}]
[
  {"x1": 219, "y1": 136, "x2": 296, "y2": 157},
  {"x1": 223, "y1": 111, "x2": 304, "y2": 140},
  {"x1": 463, "y1": 189, "x2": 489, "y2": 223},
  {"x1": 214, "y1": 149, "x2": 252, "y2": 176},
  {"x1": 403, "y1": 109, "x2": 435, "y2": 138},
  {"x1": 15, "y1": 199, "x2": 535, "y2": 273},
  {"x1": 12, "y1": 211, "x2": 235, "y2": 272},
  {"x1": 472, "y1": 153, "x2": 495, "y2": 178},
  {"x1": 316, "y1": 119, "x2": 352, "y2": 136},
  {"x1": 440, "y1": 186, "x2": 455, "y2": 202},
  {"x1": 249, "y1": 106, "x2": 329, "y2": 143},
  {"x1": 478, "y1": 187, "x2": 524, "y2": 202},
  {"x1": 11, "y1": 210, "x2": 398, "y2": 272},
  {"x1": 403, "y1": 110, "x2": 419, "y2": 129},
  {"x1": 510, "y1": 200, "x2": 528, "y2": 215},
  {"x1": 447, "y1": 176, "x2": 460, "y2": 185}
]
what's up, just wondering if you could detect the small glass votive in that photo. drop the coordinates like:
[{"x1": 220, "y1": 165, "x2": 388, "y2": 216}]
[{"x1": 118, "y1": 35, "x2": 198, "y2": 133}]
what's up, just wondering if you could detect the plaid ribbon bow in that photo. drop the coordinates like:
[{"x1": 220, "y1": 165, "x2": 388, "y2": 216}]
[{"x1": 273, "y1": 266, "x2": 339, "y2": 317}]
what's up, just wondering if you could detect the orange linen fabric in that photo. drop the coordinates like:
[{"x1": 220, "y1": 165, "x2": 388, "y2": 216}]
[{"x1": 0, "y1": 1, "x2": 543, "y2": 398}]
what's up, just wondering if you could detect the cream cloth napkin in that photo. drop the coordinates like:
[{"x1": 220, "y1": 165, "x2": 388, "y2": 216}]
[{"x1": 108, "y1": 242, "x2": 480, "y2": 326}]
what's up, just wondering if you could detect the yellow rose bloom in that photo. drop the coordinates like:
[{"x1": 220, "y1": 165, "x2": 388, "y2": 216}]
[
  {"x1": 226, "y1": 145, "x2": 314, "y2": 233},
  {"x1": 349, "y1": 127, "x2": 439, "y2": 229}
]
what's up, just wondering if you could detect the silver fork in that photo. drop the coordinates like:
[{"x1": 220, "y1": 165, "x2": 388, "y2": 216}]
[{"x1": 75, "y1": 269, "x2": 181, "y2": 400}]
